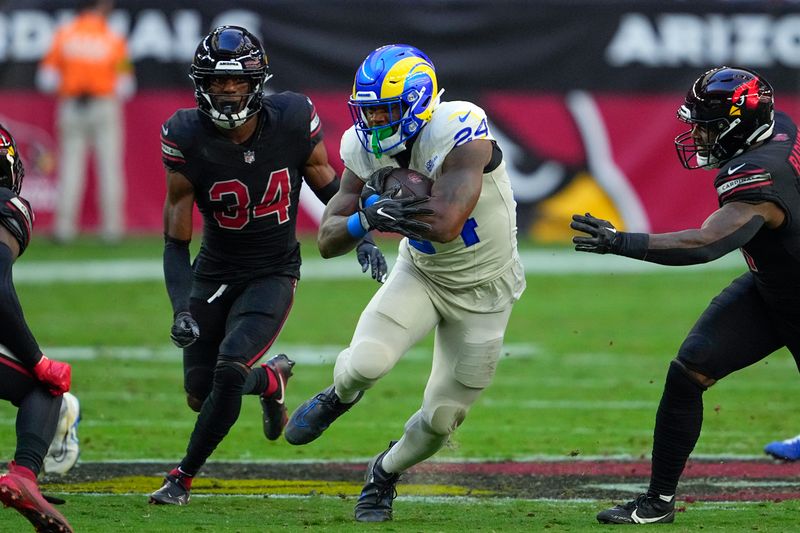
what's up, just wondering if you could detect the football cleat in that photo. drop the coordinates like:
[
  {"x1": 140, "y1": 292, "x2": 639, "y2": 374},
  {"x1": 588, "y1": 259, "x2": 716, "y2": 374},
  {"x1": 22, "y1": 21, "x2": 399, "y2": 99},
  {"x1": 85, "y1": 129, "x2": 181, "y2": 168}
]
[
  {"x1": 354, "y1": 441, "x2": 400, "y2": 522},
  {"x1": 284, "y1": 385, "x2": 363, "y2": 445},
  {"x1": 148, "y1": 471, "x2": 191, "y2": 506},
  {"x1": 0, "y1": 462, "x2": 73, "y2": 532},
  {"x1": 597, "y1": 493, "x2": 675, "y2": 524},
  {"x1": 764, "y1": 435, "x2": 800, "y2": 461},
  {"x1": 260, "y1": 354, "x2": 295, "y2": 441},
  {"x1": 44, "y1": 393, "x2": 80, "y2": 475}
]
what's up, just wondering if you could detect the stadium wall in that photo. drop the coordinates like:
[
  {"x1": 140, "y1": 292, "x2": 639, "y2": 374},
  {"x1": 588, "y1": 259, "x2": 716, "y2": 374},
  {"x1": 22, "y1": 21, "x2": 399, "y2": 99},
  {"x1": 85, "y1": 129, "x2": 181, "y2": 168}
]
[{"x1": 1, "y1": 1, "x2": 799, "y2": 239}]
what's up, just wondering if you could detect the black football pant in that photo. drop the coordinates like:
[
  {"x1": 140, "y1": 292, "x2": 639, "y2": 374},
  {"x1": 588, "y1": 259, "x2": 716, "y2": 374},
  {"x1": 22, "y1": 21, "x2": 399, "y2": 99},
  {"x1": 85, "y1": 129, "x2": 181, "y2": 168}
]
[
  {"x1": 649, "y1": 272, "x2": 800, "y2": 496},
  {"x1": 0, "y1": 354, "x2": 62, "y2": 476},
  {"x1": 179, "y1": 275, "x2": 296, "y2": 475}
]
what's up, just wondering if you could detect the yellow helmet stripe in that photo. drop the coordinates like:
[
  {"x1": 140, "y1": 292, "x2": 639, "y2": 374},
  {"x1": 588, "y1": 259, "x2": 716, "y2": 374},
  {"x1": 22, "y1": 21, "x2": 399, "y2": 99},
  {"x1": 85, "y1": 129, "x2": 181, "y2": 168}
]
[{"x1": 380, "y1": 57, "x2": 437, "y2": 100}]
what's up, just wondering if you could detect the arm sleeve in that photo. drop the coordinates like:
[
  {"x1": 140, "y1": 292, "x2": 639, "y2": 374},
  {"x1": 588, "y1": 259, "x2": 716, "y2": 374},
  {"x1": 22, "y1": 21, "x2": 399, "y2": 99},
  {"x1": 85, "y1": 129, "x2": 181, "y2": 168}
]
[
  {"x1": 0, "y1": 244, "x2": 42, "y2": 367},
  {"x1": 311, "y1": 175, "x2": 340, "y2": 204},
  {"x1": 615, "y1": 215, "x2": 765, "y2": 266},
  {"x1": 163, "y1": 235, "x2": 193, "y2": 315}
]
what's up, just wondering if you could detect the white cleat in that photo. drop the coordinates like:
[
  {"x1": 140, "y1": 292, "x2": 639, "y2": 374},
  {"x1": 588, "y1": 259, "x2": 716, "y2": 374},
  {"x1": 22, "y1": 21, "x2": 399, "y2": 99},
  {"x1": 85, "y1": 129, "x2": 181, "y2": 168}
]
[{"x1": 44, "y1": 392, "x2": 80, "y2": 475}]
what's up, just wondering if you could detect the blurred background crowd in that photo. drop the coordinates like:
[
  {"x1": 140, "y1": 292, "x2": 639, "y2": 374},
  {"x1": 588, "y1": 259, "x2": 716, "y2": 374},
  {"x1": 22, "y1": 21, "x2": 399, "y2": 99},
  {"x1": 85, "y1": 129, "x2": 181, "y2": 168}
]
[{"x1": 2, "y1": 0, "x2": 800, "y2": 244}]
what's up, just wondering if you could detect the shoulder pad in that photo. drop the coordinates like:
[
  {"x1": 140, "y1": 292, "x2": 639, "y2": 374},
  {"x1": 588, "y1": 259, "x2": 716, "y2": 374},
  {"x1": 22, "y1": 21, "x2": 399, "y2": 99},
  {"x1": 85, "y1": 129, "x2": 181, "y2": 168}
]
[
  {"x1": 161, "y1": 109, "x2": 200, "y2": 170},
  {"x1": 715, "y1": 161, "x2": 773, "y2": 202},
  {"x1": 0, "y1": 189, "x2": 33, "y2": 254}
]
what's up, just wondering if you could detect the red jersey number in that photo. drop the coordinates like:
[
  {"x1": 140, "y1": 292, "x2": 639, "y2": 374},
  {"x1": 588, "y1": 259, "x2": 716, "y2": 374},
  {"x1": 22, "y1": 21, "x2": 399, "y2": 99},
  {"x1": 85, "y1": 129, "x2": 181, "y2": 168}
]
[{"x1": 208, "y1": 169, "x2": 292, "y2": 230}]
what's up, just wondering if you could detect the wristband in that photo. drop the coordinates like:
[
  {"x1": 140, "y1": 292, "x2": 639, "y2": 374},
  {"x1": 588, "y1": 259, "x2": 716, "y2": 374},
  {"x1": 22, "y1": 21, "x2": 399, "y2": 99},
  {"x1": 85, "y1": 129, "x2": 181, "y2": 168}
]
[
  {"x1": 612, "y1": 232, "x2": 649, "y2": 260},
  {"x1": 363, "y1": 194, "x2": 380, "y2": 207},
  {"x1": 347, "y1": 213, "x2": 368, "y2": 238}
]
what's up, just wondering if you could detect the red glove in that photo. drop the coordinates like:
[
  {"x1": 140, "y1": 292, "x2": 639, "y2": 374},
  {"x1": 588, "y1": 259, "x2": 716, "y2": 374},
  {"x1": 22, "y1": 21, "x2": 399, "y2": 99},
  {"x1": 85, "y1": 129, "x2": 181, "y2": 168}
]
[{"x1": 32, "y1": 355, "x2": 71, "y2": 395}]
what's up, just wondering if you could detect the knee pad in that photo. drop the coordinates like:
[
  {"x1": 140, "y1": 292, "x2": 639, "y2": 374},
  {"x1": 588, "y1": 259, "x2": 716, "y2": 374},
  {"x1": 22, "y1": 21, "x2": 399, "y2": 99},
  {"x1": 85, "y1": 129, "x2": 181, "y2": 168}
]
[
  {"x1": 348, "y1": 338, "x2": 395, "y2": 382},
  {"x1": 677, "y1": 332, "x2": 715, "y2": 374},
  {"x1": 186, "y1": 393, "x2": 204, "y2": 412},
  {"x1": 213, "y1": 358, "x2": 250, "y2": 392},
  {"x1": 184, "y1": 368, "x2": 213, "y2": 408},
  {"x1": 667, "y1": 359, "x2": 708, "y2": 394},
  {"x1": 423, "y1": 403, "x2": 468, "y2": 436}
]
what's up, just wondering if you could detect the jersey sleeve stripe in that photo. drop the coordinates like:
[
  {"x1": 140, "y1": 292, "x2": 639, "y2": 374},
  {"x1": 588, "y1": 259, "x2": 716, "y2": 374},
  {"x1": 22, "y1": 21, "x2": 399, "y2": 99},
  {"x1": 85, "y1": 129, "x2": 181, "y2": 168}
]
[
  {"x1": 309, "y1": 112, "x2": 322, "y2": 138},
  {"x1": 160, "y1": 136, "x2": 179, "y2": 148},
  {"x1": 8, "y1": 197, "x2": 32, "y2": 235},
  {"x1": 719, "y1": 180, "x2": 774, "y2": 201},
  {"x1": 162, "y1": 153, "x2": 185, "y2": 164},
  {"x1": 161, "y1": 142, "x2": 185, "y2": 159}
]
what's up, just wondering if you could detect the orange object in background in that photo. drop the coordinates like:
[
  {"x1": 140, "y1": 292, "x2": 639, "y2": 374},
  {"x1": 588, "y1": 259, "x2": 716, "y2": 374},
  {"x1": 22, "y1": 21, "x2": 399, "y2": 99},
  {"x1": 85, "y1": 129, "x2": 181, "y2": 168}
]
[{"x1": 39, "y1": 11, "x2": 131, "y2": 99}]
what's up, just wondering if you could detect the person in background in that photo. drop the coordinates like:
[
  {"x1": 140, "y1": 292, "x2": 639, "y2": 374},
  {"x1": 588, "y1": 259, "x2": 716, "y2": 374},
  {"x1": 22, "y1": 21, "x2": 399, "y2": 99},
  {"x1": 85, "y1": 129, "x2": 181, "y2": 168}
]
[
  {"x1": 36, "y1": 0, "x2": 135, "y2": 244},
  {"x1": 0, "y1": 124, "x2": 74, "y2": 533}
]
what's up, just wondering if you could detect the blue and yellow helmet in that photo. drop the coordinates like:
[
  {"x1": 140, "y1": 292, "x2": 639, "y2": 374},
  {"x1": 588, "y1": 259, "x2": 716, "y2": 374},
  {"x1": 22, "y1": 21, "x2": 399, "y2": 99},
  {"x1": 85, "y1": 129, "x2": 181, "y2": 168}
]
[{"x1": 348, "y1": 44, "x2": 440, "y2": 156}]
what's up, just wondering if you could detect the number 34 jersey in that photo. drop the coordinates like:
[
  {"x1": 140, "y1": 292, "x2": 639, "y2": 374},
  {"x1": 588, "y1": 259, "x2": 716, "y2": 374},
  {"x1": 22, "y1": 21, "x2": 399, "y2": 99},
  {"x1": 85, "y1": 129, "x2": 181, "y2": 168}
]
[
  {"x1": 161, "y1": 92, "x2": 322, "y2": 283},
  {"x1": 341, "y1": 100, "x2": 522, "y2": 290}
]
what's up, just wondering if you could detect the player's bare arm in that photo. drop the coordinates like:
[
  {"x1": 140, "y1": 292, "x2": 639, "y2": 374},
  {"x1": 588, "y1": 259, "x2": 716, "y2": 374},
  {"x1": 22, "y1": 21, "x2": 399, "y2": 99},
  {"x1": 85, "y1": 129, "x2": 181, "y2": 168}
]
[
  {"x1": 419, "y1": 138, "x2": 491, "y2": 242},
  {"x1": 302, "y1": 141, "x2": 337, "y2": 191},
  {"x1": 163, "y1": 169, "x2": 195, "y2": 240},
  {"x1": 571, "y1": 200, "x2": 783, "y2": 265},
  {"x1": 317, "y1": 168, "x2": 364, "y2": 258}
]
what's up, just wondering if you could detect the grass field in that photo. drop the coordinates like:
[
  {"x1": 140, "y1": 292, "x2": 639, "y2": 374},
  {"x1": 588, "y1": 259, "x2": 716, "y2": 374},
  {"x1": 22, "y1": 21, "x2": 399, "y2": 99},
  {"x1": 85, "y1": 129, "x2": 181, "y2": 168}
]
[{"x1": 1, "y1": 236, "x2": 798, "y2": 531}]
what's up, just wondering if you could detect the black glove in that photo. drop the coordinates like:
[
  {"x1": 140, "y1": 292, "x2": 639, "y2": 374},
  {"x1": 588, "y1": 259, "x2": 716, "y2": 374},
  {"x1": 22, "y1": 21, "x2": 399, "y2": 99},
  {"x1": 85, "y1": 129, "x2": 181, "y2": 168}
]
[
  {"x1": 360, "y1": 166, "x2": 395, "y2": 208},
  {"x1": 571, "y1": 213, "x2": 622, "y2": 254},
  {"x1": 356, "y1": 237, "x2": 388, "y2": 283},
  {"x1": 170, "y1": 311, "x2": 200, "y2": 348},
  {"x1": 359, "y1": 191, "x2": 434, "y2": 241}
]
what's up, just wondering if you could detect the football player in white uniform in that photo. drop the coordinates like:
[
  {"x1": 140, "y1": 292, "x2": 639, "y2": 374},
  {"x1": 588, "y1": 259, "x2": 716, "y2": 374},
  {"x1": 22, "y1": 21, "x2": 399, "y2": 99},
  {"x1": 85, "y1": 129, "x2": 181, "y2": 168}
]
[{"x1": 285, "y1": 44, "x2": 525, "y2": 522}]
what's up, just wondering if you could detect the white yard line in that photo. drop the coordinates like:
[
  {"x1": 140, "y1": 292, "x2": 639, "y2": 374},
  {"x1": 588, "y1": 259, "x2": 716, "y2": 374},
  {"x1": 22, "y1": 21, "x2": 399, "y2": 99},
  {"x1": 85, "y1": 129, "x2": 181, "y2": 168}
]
[
  {"x1": 13, "y1": 249, "x2": 744, "y2": 284},
  {"x1": 40, "y1": 342, "x2": 540, "y2": 363}
]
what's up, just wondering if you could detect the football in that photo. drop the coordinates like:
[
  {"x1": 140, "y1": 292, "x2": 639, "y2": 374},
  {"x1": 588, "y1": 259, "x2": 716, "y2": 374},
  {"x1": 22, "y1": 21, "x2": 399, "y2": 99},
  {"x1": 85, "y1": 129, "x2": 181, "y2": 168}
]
[{"x1": 383, "y1": 168, "x2": 433, "y2": 199}]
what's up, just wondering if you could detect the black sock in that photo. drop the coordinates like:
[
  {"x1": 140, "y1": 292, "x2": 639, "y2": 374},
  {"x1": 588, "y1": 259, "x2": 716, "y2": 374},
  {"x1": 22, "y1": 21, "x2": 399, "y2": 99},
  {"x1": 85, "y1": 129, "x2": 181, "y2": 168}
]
[
  {"x1": 180, "y1": 359, "x2": 248, "y2": 475},
  {"x1": 649, "y1": 360, "x2": 705, "y2": 496},
  {"x1": 242, "y1": 364, "x2": 268, "y2": 395},
  {"x1": 15, "y1": 388, "x2": 62, "y2": 475}
]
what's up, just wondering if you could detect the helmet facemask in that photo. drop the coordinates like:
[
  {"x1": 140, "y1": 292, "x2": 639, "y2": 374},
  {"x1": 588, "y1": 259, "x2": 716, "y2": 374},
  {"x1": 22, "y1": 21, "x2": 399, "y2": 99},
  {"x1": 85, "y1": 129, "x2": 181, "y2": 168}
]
[
  {"x1": 675, "y1": 109, "x2": 742, "y2": 169},
  {"x1": 349, "y1": 85, "x2": 434, "y2": 157},
  {"x1": 193, "y1": 71, "x2": 268, "y2": 129}
]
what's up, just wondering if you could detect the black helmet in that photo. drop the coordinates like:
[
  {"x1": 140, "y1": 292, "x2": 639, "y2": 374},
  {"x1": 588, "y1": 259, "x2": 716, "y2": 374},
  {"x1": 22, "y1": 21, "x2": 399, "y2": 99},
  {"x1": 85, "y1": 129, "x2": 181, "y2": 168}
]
[
  {"x1": 675, "y1": 66, "x2": 774, "y2": 169},
  {"x1": 0, "y1": 124, "x2": 24, "y2": 194},
  {"x1": 190, "y1": 26, "x2": 271, "y2": 129}
]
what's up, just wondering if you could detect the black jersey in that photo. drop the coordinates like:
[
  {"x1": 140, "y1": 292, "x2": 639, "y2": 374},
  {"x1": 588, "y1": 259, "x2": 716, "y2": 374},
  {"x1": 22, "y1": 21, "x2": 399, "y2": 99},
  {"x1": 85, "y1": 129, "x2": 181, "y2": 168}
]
[
  {"x1": 714, "y1": 111, "x2": 800, "y2": 303},
  {"x1": 160, "y1": 92, "x2": 323, "y2": 283},
  {"x1": 0, "y1": 187, "x2": 33, "y2": 255}
]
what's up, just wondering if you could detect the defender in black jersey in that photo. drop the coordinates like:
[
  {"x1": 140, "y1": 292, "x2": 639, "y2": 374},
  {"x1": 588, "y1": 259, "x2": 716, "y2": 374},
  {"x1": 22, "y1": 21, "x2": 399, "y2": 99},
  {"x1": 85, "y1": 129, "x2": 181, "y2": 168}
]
[
  {"x1": 150, "y1": 26, "x2": 387, "y2": 505},
  {"x1": 0, "y1": 125, "x2": 74, "y2": 532},
  {"x1": 571, "y1": 67, "x2": 797, "y2": 524}
]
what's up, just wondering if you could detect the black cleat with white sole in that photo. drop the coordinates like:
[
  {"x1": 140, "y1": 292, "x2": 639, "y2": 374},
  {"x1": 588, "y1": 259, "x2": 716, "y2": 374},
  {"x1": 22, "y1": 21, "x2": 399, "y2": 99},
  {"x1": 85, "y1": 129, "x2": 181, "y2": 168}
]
[{"x1": 597, "y1": 493, "x2": 675, "y2": 524}]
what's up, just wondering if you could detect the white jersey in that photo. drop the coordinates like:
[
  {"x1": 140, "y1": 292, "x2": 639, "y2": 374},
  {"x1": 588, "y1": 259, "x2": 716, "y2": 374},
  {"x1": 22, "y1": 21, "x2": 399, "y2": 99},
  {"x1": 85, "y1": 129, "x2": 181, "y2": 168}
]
[{"x1": 341, "y1": 100, "x2": 523, "y2": 290}]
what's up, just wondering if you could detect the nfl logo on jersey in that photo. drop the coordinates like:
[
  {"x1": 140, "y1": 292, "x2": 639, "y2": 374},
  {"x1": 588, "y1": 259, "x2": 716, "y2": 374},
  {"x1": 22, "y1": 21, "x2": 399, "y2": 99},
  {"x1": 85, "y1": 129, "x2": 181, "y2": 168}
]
[{"x1": 244, "y1": 150, "x2": 255, "y2": 164}]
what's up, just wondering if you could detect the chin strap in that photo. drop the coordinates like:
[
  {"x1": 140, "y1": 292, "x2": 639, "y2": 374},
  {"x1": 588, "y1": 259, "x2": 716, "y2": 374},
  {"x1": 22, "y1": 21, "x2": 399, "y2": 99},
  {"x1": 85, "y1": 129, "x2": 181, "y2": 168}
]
[{"x1": 371, "y1": 126, "x2": 395, "y2": 158}]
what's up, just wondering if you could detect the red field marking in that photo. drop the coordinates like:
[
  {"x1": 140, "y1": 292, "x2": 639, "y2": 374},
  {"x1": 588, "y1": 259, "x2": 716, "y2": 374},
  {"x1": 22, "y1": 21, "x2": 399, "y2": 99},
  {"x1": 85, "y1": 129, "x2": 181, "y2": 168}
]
[
  {"x1": 414, "y1": 460, "x2": 800, "y2": 478},
  {"x1": 47, "y1": 460, "x2": 800, "y2": 502}
]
